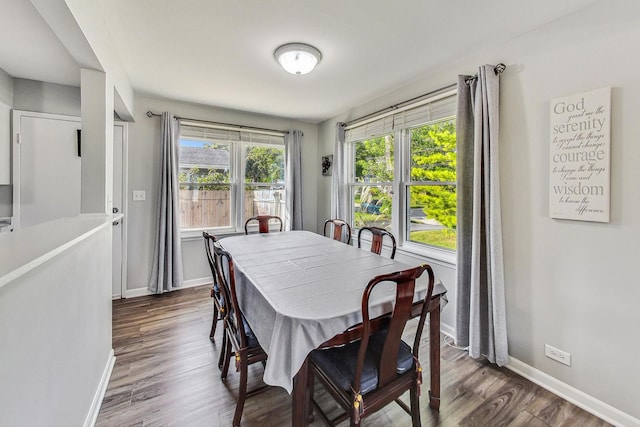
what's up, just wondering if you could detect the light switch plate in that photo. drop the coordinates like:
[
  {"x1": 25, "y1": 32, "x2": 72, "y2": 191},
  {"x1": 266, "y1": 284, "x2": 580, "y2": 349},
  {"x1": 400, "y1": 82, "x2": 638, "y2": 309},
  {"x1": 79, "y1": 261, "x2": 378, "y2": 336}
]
[{"x1": 132, "y1": 190, "x2": 146, "y2": 201}]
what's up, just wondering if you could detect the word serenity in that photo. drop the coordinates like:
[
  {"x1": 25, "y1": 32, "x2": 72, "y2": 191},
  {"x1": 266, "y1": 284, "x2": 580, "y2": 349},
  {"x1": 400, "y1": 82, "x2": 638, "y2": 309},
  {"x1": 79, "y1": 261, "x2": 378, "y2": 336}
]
[{"x1": 552, "y1": 98, "x2": 606, "y2": 135}]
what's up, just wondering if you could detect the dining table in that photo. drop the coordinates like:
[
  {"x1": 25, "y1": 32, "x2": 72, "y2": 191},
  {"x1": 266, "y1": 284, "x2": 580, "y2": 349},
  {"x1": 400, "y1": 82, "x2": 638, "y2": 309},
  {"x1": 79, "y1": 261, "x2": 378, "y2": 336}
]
[{"x1": 219, "y1": 230, "x2": 447, "y2": 426}]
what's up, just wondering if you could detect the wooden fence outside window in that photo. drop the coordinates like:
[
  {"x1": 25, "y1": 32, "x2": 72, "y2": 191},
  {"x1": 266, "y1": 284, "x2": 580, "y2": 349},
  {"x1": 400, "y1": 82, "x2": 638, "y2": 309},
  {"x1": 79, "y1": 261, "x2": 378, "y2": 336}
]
[{"x1": 179, "y1": 189, "x2": 284, "y2": 229}]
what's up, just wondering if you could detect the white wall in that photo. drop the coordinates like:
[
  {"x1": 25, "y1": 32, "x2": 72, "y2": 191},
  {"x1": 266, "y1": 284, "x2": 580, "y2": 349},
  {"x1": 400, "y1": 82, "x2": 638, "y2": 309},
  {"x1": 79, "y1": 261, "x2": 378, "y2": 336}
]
[
  {"x1": 0, "y1": 68, "x2": 14, "y2": 216},
  {"x1": 13, "y1": 77, "x2": 81, "y2": 116},
  {"x1": 0, "y1": 219, "x2": 113, "y2": 426},
  {"x1": 125, "y1": 95, "x2": 319, "y2": 293},
  {"x1": 318, "y1": 0, "x2": 640, "y2": 421},
  {"x1": 0, "y1": 68, "x2": 12, "y2": 105}
]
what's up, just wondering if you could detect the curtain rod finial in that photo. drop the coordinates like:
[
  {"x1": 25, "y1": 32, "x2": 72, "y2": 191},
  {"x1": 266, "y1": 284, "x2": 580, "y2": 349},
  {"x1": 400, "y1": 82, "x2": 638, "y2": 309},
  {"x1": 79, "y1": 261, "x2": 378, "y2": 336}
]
[
  {"x1": 495, "y1": 63, "x2": 506, "y2": 75},
  {"x1": 146, "y1": 111, "x2": 154, "y2": 118}
]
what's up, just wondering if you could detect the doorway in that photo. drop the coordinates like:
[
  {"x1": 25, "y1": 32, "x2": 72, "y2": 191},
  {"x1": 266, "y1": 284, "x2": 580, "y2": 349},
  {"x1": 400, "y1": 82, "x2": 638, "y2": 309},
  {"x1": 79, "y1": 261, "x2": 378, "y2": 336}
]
[{"x1": 12, "y1": 110, "x2": 128, "y2": 298}]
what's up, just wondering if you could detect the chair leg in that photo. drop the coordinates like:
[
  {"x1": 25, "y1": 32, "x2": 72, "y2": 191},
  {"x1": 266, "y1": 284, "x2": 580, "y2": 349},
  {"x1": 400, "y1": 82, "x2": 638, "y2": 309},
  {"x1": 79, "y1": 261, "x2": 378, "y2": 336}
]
[
  {"x1": 232, "y1": 352, "x2": 248, "y2": 427},
  {"x1": 306, "y1": 364, "x2": 315, "y2": 424},
  {"x1": 410, "y1": 383, "x2": 421, "y2": 427},
  {"x1": 218, "y1": 328, "x2": 228, "y2": 370},
  {"x1": 221, "y1": 335, "x2": 232, "y2": 381},
  {"x1": 209, "y1": 304, "x2": 219, "y2": 341}
]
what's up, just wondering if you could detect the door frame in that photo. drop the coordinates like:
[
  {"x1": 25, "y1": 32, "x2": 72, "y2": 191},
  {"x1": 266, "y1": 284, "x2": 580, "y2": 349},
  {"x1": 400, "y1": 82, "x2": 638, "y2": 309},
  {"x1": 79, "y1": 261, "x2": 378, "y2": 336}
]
[{"x1": 114, "y1": 121, "x2": 129, "y2": 298}]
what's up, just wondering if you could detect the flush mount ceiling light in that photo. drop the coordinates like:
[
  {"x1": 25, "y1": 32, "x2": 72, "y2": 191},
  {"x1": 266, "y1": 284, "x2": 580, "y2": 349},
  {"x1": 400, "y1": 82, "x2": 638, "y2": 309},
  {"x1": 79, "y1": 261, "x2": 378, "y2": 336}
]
[{"x1": 274, "y1": 43, "x2": 322, "y2": 75}]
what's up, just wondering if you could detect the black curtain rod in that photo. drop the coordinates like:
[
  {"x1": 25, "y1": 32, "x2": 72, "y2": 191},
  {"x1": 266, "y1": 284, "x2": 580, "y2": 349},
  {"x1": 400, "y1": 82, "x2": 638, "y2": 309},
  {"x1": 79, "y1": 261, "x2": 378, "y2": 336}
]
[
  {"x1": 345, "y1": 63, "x2": 506, "y2": 128},
  {"x1": 145, "y1": 111, "x2": 289, "y2": 135},
  {"x1": 464, "y1": 63, "x2": 506, "y2": 85}
]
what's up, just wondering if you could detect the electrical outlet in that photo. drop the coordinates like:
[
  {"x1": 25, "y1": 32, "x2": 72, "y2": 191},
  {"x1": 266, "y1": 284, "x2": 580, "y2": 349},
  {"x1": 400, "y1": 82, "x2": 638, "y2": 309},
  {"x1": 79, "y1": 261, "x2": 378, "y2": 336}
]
[
  {"x1": 132, "y1": 190, "x2": 146, "y2": 201},
  {"x1": 545, "y1": 344, "x2": 571, "y2": 366}
]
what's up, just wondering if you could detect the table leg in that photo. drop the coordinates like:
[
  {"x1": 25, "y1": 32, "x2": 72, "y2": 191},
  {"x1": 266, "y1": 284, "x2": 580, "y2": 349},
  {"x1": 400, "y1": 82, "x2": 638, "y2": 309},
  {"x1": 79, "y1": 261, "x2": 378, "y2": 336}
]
[
  {"x1": 292, "y1": 357, "x2": 310, "y2": 427},
  {"x1": 428, "y1": 301, "x2": 441, "y2": 410}
]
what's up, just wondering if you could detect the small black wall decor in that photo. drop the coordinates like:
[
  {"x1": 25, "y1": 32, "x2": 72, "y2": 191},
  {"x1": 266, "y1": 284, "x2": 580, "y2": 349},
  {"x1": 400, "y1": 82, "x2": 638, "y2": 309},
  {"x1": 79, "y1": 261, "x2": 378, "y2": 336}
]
[{"x1": 322, "y1": 155, "x2": 333, "y2": 176}]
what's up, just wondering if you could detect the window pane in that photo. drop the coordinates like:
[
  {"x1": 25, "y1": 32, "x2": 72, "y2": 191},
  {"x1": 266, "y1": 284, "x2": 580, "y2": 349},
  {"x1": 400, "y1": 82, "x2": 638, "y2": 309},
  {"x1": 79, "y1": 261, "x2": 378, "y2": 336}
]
[
  {"x1": 244, "y1": 145, "x2": 286, "y2": 225},
  {"x1": 244, "y1": 184, "x2": 285, "y2": 221},
  {"x1": 353, "y1": 185, "x2": 393, "y2": 229},
  {"x1": 354, "y1": 134, "x2": 394, "y2": 183},
  {"x1": 407, "y1": 118, "x2": 456, "y2": 250},
  {"x1": 407, "y1": 184, "x2": 456, "y2": 250},
  {"x1": 410, "y1": 119, "x2": 455, "y2": 182},
  {"x1": 178, "y1": 139, "x2": 232, "y2": 229},
  {"x1": 244, "y1": 145, "x2": 285, "y2": 183},
  {"x1": 179, "y1": 183, "x2": 232, "y2": 229}
]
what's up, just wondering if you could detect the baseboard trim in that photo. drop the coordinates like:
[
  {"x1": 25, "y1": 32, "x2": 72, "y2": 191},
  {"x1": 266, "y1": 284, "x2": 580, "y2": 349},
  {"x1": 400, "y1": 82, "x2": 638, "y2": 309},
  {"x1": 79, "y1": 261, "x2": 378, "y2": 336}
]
[
  {"x1": 124, "y1": 287, "x2": 152, "y2": 298},
  {"x1": 84, "y1": 349, "x2": 115, "y2": 427},
  {"x1": 507, "y1": 357, "x2": 639, "y2": 427},
  {"x1": 182, "y1": 277, "x2": 211, "y2": 288},
  {"x1": 440, "y1": 322, "x2": 455, "y2": 340},
  {"x1": 123, "y1": 278, "x2": 211, "y2": 299}
]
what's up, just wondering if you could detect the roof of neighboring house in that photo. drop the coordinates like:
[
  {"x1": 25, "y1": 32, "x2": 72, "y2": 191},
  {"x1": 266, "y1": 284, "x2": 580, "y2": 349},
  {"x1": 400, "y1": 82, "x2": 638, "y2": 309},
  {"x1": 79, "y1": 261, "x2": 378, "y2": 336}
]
[{"x1": 179, "y1": 146, "x2": 229, "y2": 169}]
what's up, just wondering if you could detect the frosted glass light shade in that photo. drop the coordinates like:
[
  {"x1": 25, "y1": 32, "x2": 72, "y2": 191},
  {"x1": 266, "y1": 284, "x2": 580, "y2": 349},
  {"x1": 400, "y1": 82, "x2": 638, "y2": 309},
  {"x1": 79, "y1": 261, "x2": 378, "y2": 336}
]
[{"x1": 274, "y1": 43, "x2": 322, "y2": 75}]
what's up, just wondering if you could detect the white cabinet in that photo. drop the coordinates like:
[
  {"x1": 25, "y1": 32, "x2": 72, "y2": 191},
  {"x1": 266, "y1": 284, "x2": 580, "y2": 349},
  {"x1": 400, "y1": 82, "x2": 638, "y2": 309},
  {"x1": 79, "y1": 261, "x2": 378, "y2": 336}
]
[{"x1": 0, "y1": 102, "x2": 10, "y2": 185}]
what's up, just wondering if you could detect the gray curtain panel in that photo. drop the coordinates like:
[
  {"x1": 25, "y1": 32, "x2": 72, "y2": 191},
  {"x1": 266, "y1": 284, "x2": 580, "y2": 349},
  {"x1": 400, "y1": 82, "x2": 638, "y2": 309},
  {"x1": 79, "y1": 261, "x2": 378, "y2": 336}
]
[
  {"x1": 148, "y1": 112, "x2": 184, "y2": 294},
  {"x1": 330, "y1": 122, "x2": 349, "y2": 220},
  {"x1": 285, "y1": 130, "x2": 303, "y2": 230},
  {"x1": 455, "y1": 65, "x2": 508, "y2": 366}
]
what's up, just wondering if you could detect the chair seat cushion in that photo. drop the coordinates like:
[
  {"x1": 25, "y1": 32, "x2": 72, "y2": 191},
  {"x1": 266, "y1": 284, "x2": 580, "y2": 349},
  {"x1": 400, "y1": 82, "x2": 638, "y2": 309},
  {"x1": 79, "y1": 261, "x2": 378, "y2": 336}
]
[
  {"x1": 239, "y1": 314, "x2": 261, "y2": 349},
  {"x1": 310, "y1": 332, "x2": 414, "y2": 395}
]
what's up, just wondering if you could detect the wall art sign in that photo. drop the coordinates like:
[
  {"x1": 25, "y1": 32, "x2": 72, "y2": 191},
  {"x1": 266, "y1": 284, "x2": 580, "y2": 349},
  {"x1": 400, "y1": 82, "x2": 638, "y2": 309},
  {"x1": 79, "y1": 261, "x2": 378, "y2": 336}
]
[{"x1": 549, "y1": 87, "x2": 611, "y2": 222}]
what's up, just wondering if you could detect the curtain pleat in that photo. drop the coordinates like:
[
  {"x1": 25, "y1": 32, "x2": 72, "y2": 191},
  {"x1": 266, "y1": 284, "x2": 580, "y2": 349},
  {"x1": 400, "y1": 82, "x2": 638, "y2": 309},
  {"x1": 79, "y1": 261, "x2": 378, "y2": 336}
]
[
  {"x1": 148, "y1": 112, "x2": 184, "y2": 294},
  {"x1": 285, "y1": 130, "x2": 303, "y2": 230},
  {"x1": 455, "y1": 65, "x2": 508, "y2": 366},
  {"x1": 330, "y1": 123, "x2": 349, "y2": 220}
]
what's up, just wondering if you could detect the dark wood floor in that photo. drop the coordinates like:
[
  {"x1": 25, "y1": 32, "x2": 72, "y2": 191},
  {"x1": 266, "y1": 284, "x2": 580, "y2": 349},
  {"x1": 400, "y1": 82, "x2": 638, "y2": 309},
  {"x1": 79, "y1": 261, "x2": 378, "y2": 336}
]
[{"x1": 96, "y1": 285, "x2": 609, "y2": 427}]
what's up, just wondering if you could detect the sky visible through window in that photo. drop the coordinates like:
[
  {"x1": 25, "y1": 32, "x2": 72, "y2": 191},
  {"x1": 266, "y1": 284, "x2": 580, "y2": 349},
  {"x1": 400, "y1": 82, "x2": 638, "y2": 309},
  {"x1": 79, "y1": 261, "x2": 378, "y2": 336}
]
[{"x1": 180, "y1": 139, "x2": 205, "y2": 148}]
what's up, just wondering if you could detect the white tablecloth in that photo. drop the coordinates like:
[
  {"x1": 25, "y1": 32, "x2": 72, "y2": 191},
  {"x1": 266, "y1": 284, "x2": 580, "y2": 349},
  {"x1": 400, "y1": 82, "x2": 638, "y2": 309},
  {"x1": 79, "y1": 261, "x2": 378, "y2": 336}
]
[{"x1": 220, "y1": 230, "x2": 444, "y2": 393}]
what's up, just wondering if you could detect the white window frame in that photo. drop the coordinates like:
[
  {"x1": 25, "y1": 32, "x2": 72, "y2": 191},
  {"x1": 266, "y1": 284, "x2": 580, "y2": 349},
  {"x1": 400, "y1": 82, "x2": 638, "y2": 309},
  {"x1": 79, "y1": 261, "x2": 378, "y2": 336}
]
[
  {"x1": 344, "y1": 89, "x2": 457, "y2": 264},
  {"x1": 400, "y1": 120, "x2": 457, "y2": 264},
  {"x1": 178, "y1": 122, "x2": 285, "y2": 238}
]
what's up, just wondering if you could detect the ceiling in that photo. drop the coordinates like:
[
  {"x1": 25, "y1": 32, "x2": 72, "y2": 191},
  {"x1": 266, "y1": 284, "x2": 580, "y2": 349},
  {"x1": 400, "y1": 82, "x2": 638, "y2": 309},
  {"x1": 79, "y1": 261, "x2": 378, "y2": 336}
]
[{"x1": 1, "y1": 0, "x2": 598, "y2": 123}]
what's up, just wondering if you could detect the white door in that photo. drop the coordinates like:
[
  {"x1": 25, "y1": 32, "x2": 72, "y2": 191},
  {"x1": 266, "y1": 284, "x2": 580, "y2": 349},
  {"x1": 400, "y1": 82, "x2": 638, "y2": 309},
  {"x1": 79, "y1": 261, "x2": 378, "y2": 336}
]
[
  {"x1": 13, "y1": 111, "x2": 128, "y2": 297},
  {"x1": 13, "y1": 111, "x2": 81, "y2": 228}
]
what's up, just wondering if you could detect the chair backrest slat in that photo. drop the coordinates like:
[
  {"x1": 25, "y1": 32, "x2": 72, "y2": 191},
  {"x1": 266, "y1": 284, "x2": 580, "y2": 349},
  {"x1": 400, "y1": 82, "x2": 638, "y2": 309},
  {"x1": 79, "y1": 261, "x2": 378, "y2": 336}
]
[
  {"x1": 244, "y1": 215, "x2": 283, "y2": 234},
  {"x1": 357, "y1": 226, "x2": 397, "y2": 259},
  {"x1": 323, "y1": 219, "x2": 352, "y2": 244},
  {"x1": 203, "y1": 231, "x2": 219, "y2": 292}
]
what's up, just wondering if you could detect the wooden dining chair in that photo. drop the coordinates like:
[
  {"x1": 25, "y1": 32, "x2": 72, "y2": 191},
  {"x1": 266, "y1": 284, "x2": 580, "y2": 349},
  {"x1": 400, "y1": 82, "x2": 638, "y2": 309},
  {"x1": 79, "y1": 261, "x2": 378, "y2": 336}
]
[
  {"x1": 203, "y1": 231, "x2": 231, "y2": 372},
  {"x1": 307, "y1": 264, "x2": 435, "y2": 427},
  {"x1": 244, "y1": 215, "x2": 283, "y2": 234},
  {"x1": 323, "y1": 219, "x2": 352, "y2": 244},
  {"x1": 357, "y1": 226, "x2": 397, "y2": 259},
  {"x1": 213, "y1": 244, "x2": 269, "y2": 427},
  {"x1": 203, "y1": 232, "x2": 224, "y2": 342}
]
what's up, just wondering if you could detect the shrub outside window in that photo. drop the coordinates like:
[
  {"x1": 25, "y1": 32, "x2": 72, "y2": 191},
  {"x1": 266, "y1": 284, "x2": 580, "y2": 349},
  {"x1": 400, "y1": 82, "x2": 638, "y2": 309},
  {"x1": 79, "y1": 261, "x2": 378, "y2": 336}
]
[{"x1": 406, "y1": 118, "x2": 457, "y2": 250}]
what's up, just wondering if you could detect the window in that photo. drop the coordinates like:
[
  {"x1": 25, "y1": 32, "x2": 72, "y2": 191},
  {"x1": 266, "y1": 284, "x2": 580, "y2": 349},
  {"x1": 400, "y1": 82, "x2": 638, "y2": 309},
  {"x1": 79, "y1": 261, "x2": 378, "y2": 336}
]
[
  {"x1": 346, "y1": 90, "x2": 457, "y2": 252},
  {"x1": 178, "y1": 123, "x2": 285, "y2": 233},
  {"x1": 353, "y1": 134, "x2": 394, "y2": 229}
]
